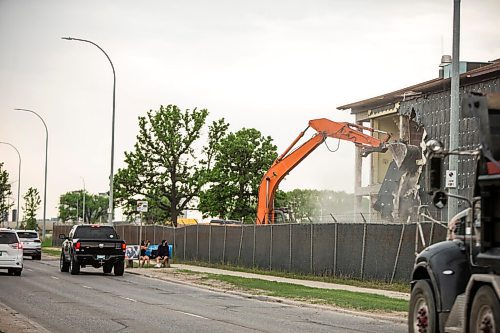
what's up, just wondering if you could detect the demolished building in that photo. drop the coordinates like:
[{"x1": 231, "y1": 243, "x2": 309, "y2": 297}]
[{"x1": 338, "y1": 57, "x2": 500, "y2": 222}]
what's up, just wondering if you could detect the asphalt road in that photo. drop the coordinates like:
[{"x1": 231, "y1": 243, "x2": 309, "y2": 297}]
[{"x1": 0, "y1": 258, "x2": 407, "y2": 333}]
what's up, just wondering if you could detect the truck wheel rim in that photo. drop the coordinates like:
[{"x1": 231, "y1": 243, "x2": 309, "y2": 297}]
[
  {"x1": 476, "y1": 305, "x2": 494, "y2": 333},
  {"x1": 414, "y1": 297, "x2": 429, "y2": 333}
]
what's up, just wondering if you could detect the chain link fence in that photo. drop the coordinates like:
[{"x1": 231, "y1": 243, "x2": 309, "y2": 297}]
[{"x1": 54, "y1": 220, "x2": 447, "y2": 283}]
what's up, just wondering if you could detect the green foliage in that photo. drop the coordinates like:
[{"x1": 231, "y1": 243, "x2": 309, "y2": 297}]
[
  {"x1": 114, "y1": 105, "x2": 227, "y2": 227},
  {"x1": 203, "y1": 274, "x2": 408, "y2": 312},
  {"x1": 198, "y1": 128, "x2": 277, "y2": 223},
  {"x1": 275, "y1": 189, "x2": 369, "y2": 222},
  {"x1": 22, "y1": 187, "x2": 41, "y2": 230},
  {"x1": 0, "y1": 162, "x2": 13, "y2": 221},
  {"x1": 58, "y1": 190, "x2": 107, "y2": 223},
  {"x1": 42, "y1": 237, "x2": 52, "y2": 247}
]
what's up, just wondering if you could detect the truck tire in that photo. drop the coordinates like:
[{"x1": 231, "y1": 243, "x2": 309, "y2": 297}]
[
  {"x1": 409, "y1": 279, "x2": 438, "y2": 333},
  {"x1": 60, "y1": 253, "x2": 70, "y2": 272},
  {"x1": 114, "y1": 260, "x2": 124, "y2": 276},
  {"x1": 103, "y1": 264, "x2": 113, "y2": 274},
  {"x1": 469, "y1": 285, "x2": 499, "y2": 333},
  {"x1": 69, "y1": 255, "x2": 80, "y2": 275}
]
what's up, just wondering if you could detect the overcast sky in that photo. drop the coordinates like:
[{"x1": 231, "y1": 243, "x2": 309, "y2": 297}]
[{"x1": 1, "y1": 0, "x2": 499, "y2": 220}]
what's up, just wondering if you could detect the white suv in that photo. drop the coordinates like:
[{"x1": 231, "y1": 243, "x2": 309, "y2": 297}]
[
  {"x1": 0, "y1": 228, "x2": 23, "y2": 276},
  {"x1": 16, "y1": 230, "x2": 42, "y2": 260}
]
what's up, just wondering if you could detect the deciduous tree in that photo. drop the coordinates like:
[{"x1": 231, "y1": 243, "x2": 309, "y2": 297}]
[
  {"x1": 0, "y1": 163, "x2": 13, "y2": 222},
  {"x1": 58, "y1": 191, "x2": 108, "y2": 223},
  {"x1": 199, "y1": 128, "x2": 277, "y2": 222},
  {"x1": 114, "y1": 105, "x2": 227, "y2": 227},
  {"x1": 22, "y1": 187, "x2": 41, "y2": 230}
]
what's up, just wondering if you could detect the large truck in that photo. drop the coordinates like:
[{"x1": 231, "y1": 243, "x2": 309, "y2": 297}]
[{"x1": 408, "y1": 92, "x2": 500, "y2": 333}]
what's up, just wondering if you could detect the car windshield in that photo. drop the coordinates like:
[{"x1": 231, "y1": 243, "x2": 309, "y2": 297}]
[
  {"x1": 74, "y1": 226, "x2": 117, "y2": 239},
  {"x1": 17, "y1": 232, "x2": 38, "y2": 239},
  {"x1": 0, "y1": 232, "x2": 18, "y2": 244}
]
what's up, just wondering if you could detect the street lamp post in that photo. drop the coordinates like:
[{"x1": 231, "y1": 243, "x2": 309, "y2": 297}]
[
  {"x1": 62, "y1": 37, "x2": 116, "y2": 225},
  {"x1": 0, "y1": 142, "x2": 21, "y2": 228},
  {"x1": 14, "y1": 108, "x2": 48, "y2": 239}
]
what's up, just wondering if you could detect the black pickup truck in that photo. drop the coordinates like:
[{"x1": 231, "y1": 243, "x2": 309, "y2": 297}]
[{"x1": 59, "y1": 224, "x2": 126, "y2": 276}]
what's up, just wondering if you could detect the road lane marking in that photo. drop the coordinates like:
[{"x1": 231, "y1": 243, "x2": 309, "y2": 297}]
[
  {"x1": 120, "y1": 296, "x2": 137, "y2": 303},
  {"x1": 83, "y1": 285, "x2": 92, "y2": 289},
  {"x1": 178, "y1": 311, "x2": 207, "y2": 320},
  {"x1": 51, "y1": 276, "x2": 59, "y2": 280},
  {"x1": 26, "y1": 268, "x2": 34, "y2": 272}
]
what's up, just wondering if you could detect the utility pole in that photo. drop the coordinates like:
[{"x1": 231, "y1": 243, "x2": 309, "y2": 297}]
[{"x1": 448, "y1": 0, "x2": 460, "y2": 222}]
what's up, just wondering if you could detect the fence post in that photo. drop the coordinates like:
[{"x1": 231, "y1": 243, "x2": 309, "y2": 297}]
[
  {"x1": 289, "y1": 223, "x2": 292, "y2": 271},
  {"x1": 270, "y1": 224, "x2": 273, "y2": 271},
  {"x1": 333, "y1": 216, "x2": 338, "y2": 277},
  {"x1": 223, "y1": 224, "x2": 227, "y2": 264},
  {"x1": 360, "y1": 218, "x2": 367, "y2": 280},
  {"x1": 429, "y1": 220, "x2": 435, "y2": 245},
  {"x1": 136, "y1": 225, "x2": 139, "y2": 245},
  {"x1": 414, "y1": 221, "x2": 419, "y2": 257},
  {"x1": 252, "y1": 224, "x2": 256, "y2": 267},
  {"x1": 209, "y1": 224, "x2": 212, "y2": 263},
  {"x1": 196, "y1": 224, "x2": 199, "y2": 260},
  {"x1": 238, "y1": 225, "x2": 244, "y2": 263},
  {"x1": 310, "y1": 223, "x2": 314, "y2": 274},
  {"x1": 173, "y1": 226, "x2": 176, "y2": 260},
  {"x1": 391, "y1": 223, "x2": 406, "y2": 284}
]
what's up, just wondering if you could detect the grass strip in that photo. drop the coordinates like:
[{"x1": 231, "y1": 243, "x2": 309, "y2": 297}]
[
  {"x1": 42, "y1": 247, "x2": 61, "y2": 257},
  {"x1": 203, "y1": 273, "x2": 408, "y2": 312},
  {"x1": 178, "y1": 260, "x2": 409, "y2": 293},
  {"x1": 41, "y1": 238, "x2": 53, "y2": 247}
]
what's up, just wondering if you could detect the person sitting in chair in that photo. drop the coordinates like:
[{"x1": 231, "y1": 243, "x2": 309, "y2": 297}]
[
  {"x1": 155, "y1": 240, "x2": 170, "y2": 268},
  {"x1": 139, "y1": 240, "x2": 150, "y2": 268}
]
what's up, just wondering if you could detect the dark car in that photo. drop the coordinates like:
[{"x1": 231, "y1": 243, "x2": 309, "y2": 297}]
[{"x1": 59, "y1": 224, "x2": 126, "y2": 276}]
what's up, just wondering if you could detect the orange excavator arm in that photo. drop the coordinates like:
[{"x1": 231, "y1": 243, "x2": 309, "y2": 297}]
[{"x1": 256, "y1": 118, "x2": 390, "y2": 224}]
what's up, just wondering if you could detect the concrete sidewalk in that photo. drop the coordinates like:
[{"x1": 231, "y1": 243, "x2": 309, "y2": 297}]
[{"x1": 170, "y1": 264, "x2": 410, "y2": 301}]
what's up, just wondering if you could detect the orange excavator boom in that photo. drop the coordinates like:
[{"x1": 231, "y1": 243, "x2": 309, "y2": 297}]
[{"x1": 255, "y1": 118, "x2": 390, "y2": 224}]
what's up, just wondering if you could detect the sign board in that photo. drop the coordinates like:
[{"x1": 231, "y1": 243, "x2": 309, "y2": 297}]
[
  {"x1": 445, "y1": 170, "x2": 457, "y2": 188},
  {"x1": 137, "y1": 200, "x2": 148, "y2": 212},
  {"x1": 125, "y1": 245, "x2": 139, "y2": 260}
]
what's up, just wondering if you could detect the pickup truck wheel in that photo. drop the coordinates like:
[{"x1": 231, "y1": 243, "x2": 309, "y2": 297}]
[
  {"x1": 114, "y1": 260, "x2": 125, "y2": 276},
  {"x1": 60, "y1": 253, "x2": 70, "y2": 272},
  {"x1": 469, "y1": 285, "x2": 499, "y2": 333},
  {"x1": 408, "y1": 279, "x2": 437, "y2": 333},
  {"x1": 69, "y1": 255, "x2": 80, "y2": 275},
  {"x1": 103, "y1": 264, "x2": 113, "y2": 274}
]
